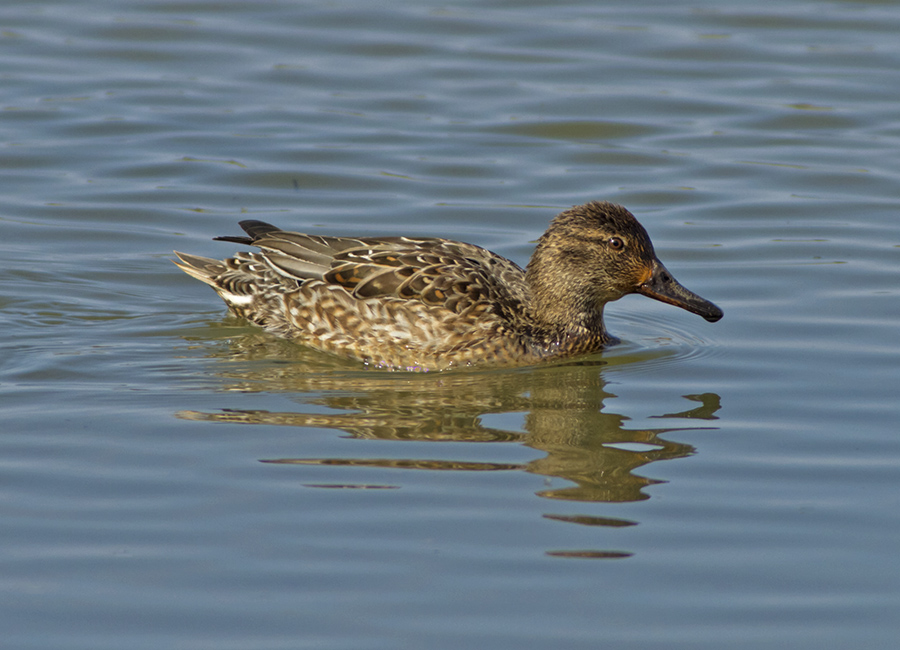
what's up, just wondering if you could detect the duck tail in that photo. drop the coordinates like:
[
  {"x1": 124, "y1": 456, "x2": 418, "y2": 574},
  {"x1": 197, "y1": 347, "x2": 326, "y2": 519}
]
[{"x1": 171, "y1": 251, "x2": 225, "y2": 288}]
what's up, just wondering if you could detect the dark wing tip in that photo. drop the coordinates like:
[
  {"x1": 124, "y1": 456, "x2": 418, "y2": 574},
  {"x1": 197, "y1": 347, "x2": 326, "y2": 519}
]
[
  {"x1": 238, "y1": 220, "x2": 281, "y2": 238},
  {"x1": 212, "y1": 220, "x2": 281, "y2": 245}
]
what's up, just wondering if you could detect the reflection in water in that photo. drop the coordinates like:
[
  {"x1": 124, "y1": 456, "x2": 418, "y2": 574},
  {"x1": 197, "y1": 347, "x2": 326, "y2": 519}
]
[
  {"x1": 180, "y1": 330, "x2": 720, "y2": 500},
  {"x1": 178, "y1": 329, "x2": 721, "y2": 556}
]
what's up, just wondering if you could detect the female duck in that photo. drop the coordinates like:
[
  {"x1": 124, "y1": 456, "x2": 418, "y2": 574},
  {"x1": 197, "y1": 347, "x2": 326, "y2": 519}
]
[{"x1": 174, "y1": 201, "x2": 722, "y2": 371}]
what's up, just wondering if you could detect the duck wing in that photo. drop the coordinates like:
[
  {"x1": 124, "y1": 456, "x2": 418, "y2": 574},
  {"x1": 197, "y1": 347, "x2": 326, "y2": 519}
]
[{"x1": 227, "y1": 220, "x2": 530, "y2": 319}]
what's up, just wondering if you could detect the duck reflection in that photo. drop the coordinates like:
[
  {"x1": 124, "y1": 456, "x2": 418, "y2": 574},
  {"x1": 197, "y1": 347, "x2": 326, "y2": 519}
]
[{"x1": 179, "y1": 329, "x2": 721, "y2": 506}]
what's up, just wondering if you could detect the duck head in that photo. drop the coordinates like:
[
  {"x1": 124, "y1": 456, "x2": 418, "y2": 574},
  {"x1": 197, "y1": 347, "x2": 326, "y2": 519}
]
[{"x1": 526, "y1": 201, "x2": 723, "y2": 330}]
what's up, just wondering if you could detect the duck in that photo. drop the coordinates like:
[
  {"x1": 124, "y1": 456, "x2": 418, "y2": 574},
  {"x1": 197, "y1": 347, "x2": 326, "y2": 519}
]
[{"x1": 174, "y1": 201, "x2": 722, "y2": 371}]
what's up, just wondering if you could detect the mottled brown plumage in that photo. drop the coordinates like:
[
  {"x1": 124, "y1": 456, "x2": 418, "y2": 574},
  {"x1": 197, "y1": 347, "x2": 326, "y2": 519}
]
[{"x1": 174, "y1": 201, "x2": 722, "y2": 371}]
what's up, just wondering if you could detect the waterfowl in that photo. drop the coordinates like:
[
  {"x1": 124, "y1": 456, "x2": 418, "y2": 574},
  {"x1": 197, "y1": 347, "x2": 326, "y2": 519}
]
[{"x1": 174, "y1": 201, "x2": 722, "y2": 371}]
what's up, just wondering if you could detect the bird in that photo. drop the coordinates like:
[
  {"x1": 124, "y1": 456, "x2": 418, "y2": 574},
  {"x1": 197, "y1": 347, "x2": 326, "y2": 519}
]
[{"x1": 174, "y1": 201, "x2": 722, "y2": 371}]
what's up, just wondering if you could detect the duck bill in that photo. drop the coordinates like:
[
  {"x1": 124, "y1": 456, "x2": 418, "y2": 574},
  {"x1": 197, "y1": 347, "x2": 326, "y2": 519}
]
[{"x1": 636, "y1": 259, "x2": 723, "y2": 323}]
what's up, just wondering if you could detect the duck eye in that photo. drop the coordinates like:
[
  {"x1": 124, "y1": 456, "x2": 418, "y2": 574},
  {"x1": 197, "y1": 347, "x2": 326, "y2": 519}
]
[{"x1": 607, "y1": 237, "x2": 625, "y2": 251}]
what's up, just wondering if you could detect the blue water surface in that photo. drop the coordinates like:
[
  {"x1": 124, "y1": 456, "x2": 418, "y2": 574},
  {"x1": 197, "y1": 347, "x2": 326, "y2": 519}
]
[{"x1": 2, "y1": 1, "x2": 899, "y2": 648}]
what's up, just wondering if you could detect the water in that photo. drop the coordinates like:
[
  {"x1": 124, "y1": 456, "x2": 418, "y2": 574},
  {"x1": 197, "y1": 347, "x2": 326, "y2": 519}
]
[{"x1": 3, "y1": 1, "x2": 899, "y2": 648}]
